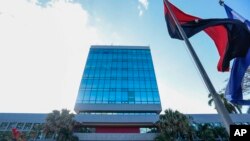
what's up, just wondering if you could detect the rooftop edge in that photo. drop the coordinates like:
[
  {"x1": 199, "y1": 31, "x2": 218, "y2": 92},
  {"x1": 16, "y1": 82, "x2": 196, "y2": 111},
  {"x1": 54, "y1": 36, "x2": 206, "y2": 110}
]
[{"x1": 91, "y1": 45, "x2": 150, "y2": 50}]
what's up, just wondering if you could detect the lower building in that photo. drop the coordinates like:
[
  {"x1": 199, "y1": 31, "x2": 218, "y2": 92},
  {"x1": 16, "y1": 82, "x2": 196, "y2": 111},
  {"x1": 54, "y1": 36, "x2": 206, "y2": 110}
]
[{"x1": 0, "y1": 113, "x2": 250, "y2": 141}]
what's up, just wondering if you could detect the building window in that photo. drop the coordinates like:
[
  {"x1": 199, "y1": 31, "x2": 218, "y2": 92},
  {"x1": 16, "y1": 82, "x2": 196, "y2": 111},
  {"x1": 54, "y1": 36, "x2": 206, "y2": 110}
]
[
  {"x1": 7, "y1": 122, "x2": 17, "y2": 130},
  {"x1": 0, "y1": 122, "x2": 8, "y2": 130},
  {"x1": 23, "y1": 123, "x2": 32, "y2": 130},
  {"x1": 76, "y1": 48, "x2": 161, "y2": 105},
  {"x1": 16, "y1": 123, "x2": 25, "y2": 130}
]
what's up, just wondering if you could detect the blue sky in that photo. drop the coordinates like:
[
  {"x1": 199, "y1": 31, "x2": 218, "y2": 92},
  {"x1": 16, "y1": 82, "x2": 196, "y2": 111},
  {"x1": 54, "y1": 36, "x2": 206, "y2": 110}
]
[
  {"x1": 0, "y1": 0, "x2": 249, "y2": 114},
  {"x1": 76, "y1": 0, "x2": 250, "y2": 113}
]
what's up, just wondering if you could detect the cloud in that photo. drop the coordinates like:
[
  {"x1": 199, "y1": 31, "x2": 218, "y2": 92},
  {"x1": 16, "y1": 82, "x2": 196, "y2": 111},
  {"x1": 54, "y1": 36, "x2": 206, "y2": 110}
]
[
  {"x1": 0, "y1": 0, "x2": 105, "y2": 113},
  {"x1": 137, "y1": 5, "x2": 143, "y2": 16},
  {"x1": 139, "y1": 0, "x2": 149, "y2": 9},
  {"x1": 138, "y1": 0, "x2": 149, "y2": 16}
]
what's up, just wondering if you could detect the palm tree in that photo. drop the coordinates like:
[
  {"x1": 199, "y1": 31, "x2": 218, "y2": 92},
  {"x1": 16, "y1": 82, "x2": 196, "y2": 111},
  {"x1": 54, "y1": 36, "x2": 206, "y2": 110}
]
[
  {"x1": 195, "y1": 123, "x2": 215, "y2": 141},
  {"x1": 155, "y1": 109, "x2": 194, "y2": 141},
  {"x1": 212, "y1": 125, "x2": 229, "y2": 140},
  {"x1": 193, "y1": 123, "x2": 229, "y2": 141},
  {"x1": 44, "y1": 109, "x2": 79, "y2": 141},
  {"x1": 208, "y1": 92, "x2": 242, "y2": 114}
]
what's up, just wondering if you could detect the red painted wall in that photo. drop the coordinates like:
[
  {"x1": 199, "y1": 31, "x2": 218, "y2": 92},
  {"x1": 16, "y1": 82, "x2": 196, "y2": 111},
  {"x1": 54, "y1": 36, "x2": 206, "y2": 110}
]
[{"x1": 95, "y1": 126, "x2": 140, "y2": 133}]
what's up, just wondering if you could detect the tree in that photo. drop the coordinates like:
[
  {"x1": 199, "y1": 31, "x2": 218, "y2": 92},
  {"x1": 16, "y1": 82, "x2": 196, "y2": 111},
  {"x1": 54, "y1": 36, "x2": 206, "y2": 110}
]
[
  {"x1": 193, "y1": 123, "x2": 228, "y2": 141},
  {"x1": 212, "y1": 126, "x2": 229, "y2": 140},
  {"x1": 155, "y1": 109, "x2": 194, "y2": 141},
  {"x1": 155, "y1": 109, "x2": 229, "y2": 141},
  {"x1": 0, "y1": 130, "x2": 28, "y2": 141},
  {"x1": 194, "y1": 123, "x2": 215, "y2": 141},
  {"x1": 0, "y1": 131, "x2": 12, "y2": 141},
  {"x1": 44, "y1": 109, "x2": 79, "y2": 141},
  {"x1": 208, "y1": 92, "x2": 242, "y2": 114},
  {"x1": 209, "y1": 68, "x2": 250, "y2": 114},
  {"x1": 219, "y1": 68, "x2": 250, "y2": 114}
]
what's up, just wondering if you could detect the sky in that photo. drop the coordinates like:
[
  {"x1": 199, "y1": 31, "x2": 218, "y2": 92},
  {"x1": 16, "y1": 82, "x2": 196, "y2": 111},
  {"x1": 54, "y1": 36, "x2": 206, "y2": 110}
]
[{"x1": 0, "y1": 0, "x2": 249, "y2": 114}]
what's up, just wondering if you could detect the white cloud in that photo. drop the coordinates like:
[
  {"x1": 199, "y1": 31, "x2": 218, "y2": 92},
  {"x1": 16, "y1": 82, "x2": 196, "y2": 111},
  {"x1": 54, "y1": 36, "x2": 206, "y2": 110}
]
[
  {"x1": 0, "y1": 0, "x2": 217, "y2": 114},
  {"x1": 138, "y1": 0, "x2": 148, "y2": 9},
  {"x1": 138, "y1": 5, "x2": 143, "y2": 17},
  {"x1": 138, "y1": 0, "x2": 149, "y2": 16},
  {"x1": 0, "y1": 0, "x2": 105, "y2": 113}
]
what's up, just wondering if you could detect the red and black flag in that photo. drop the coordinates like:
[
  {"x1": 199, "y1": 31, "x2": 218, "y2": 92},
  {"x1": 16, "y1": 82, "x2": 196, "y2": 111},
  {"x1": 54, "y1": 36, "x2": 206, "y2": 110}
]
[{"x1": 164, "y1": 1, "x2": 250, "y2": 72}]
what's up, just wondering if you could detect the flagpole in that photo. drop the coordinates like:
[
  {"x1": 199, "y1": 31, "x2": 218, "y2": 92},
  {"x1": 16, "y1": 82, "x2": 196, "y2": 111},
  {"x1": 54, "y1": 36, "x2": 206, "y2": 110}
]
[{"x1": 164, "y1": 0, "x2": 233, "y2": 134}]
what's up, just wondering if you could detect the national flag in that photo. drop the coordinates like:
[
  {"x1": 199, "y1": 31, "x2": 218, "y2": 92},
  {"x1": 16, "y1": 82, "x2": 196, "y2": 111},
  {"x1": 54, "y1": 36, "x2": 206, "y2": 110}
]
[
  {"x1": 224, "y1": 4, "x2": 250, "y2": 105},
  {"x1": 224, "y1": 4, "x2": 250, "y2": 30},
  {"x1": 163, "y1": 0, "x2": 250, "y2": 72}
]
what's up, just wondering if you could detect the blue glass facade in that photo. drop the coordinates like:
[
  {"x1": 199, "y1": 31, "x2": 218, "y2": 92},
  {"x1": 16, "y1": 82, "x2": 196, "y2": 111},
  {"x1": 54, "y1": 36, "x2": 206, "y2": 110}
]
[{"x1": 76, "y1": 46, "x2": 160, "y2": 105}]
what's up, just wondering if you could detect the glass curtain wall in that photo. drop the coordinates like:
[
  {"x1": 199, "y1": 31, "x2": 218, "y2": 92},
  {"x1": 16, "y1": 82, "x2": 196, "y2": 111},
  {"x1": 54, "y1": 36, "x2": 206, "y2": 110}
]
[{"x1": 76, "y1": 47, "x2": 160, "y2": 104}]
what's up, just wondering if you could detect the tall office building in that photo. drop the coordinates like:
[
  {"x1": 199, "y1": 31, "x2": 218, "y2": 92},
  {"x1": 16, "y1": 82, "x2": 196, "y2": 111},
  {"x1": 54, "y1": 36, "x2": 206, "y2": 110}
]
[{"x1": 74, "y1": 45, "x2": 162, "y2": 140}]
